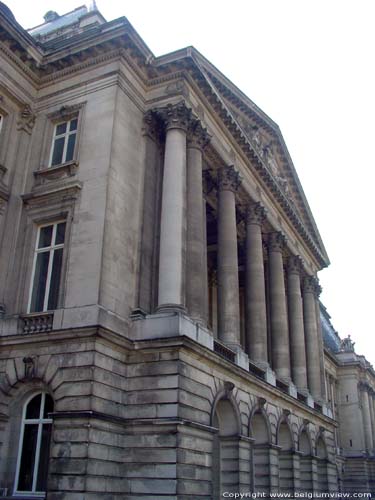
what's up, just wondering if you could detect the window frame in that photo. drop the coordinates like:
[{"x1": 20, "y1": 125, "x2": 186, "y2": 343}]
[
  {"x1": 48, "y1": 117, "x2": 78, "y2": 167},
  {"x1": 13, "y1": 392, "x2": 53, "y2": 497},
  {"x1": 40, "y1": 103, "x2": 85, "y2": 171},
  {"x1": 27, "y1": 220, "x2": 67, "y2": 313}
]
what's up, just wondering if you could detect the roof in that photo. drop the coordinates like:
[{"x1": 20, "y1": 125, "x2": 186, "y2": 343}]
[{"x1": 28, "y1": 6, "x2": 88, "y2": 37}]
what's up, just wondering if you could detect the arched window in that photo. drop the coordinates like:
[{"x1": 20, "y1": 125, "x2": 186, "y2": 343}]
[{"x1": 14, "y1": 393, "x2": 54, "y2": 495}]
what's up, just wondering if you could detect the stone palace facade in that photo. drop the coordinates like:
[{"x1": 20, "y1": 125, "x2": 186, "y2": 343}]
[{"x1": 0, "y1": 3, "x2": 374, "y2": 498}]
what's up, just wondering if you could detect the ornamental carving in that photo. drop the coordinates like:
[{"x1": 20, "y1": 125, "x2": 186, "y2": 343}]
[
  {"x1": 302, "y1": 275, "x2": 320, "y2": 295},
  {"x1": 268, "y1": 231, "x2": 286, "y2": 253},
  {"x1": 142, "y1": 110, "x2": 163, "y2": 143},
  {"x1": 187, "y1": 119, "x2": 210, "y2": 151},
  {"x1": 287, "y1": 255, "x2": 303, "y2": 275},
  {"x1": 217, "y1": 165, "x2": 241, "y2": 192},
  {"x1": 17, "y1": 104, "x2": 36, "y2": 134},
  {"x1": 160, "y1": 101, "x2": 192, "y2": 132},
  {"x1": 246, "y1": 201, "x2": 266, "y2": 226}
]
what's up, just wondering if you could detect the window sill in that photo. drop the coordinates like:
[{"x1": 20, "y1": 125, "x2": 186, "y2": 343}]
[
  {"x1": 34, "y1": 160, "x2": 78, "y2": 186},
  {"x1": 20, "y1": 312, "x2": 54, "y2": 334}
]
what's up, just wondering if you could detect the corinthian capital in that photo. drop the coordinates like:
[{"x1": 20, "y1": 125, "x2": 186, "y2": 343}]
[
  {"x1": 268, "y1": 231, "x2": 286, "y2": 253},
  {"x1": 246, "y1": 201, "x2": 266, "y2": 226},
  {"x1": 187, "y1": 119, "x2": 211, "y2": 150},
  {"x1": 302, "y1": 275, "x2": 320, "y2": 296},
  {"x1": 161, "y1": 101, "x2": 192, "y2": 131},
  {"x1": 287, "y1": 255, "x2": 303, "y2": 275},
  {"x1": 217, "y1": 165, "x2": 241, "y2": 192}
]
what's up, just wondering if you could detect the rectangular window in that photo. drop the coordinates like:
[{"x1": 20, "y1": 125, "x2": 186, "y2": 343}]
[
  {"x1": 28, "y1": 222, "x2": 66, "y2": 313},
  {"x1": 49, "y1": 117, "x2": 77, "y2": 167}
]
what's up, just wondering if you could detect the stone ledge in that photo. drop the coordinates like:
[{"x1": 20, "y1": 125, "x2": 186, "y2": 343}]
[{"x1": 33, "y1": 160, "x2": 79, "y2": 186}]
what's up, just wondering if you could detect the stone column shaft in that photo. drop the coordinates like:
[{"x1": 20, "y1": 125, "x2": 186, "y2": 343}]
[
  {"x1": 217, "y1": 166, "x2": 241, "y2": 347},
  {"x1": 268, "y1": 232, "x2": 290, "y2": 381},
  {"x1": 361, "y1": 387, "x2": 374, "y2": 452},
  {"x1": 287, "y1": 256, "x2": 308, "y2": 390},
  {"x1": 303, "y1": 276, "x2": 321, "y2": 400},
  {"x1": 369, "y1": 394, "x2": 375, "y2": 449},
  {"x1": 158, "y1": 103, "x2": 190, "y2": 311},
  {"x1": 245, "y1": 202, "x2": 268, "y2": 365},
  {"x1": 186, "y1": 123, "x2": 209, "y2": 324}
]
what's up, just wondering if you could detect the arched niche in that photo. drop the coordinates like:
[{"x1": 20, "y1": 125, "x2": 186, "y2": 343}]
[
  {"x1": 250, "y1": 410, "x2": 271, "y2": 495},
  {"x1": 316, "y1": 435, "x2": 328, "y2": 492},
  {"x1": 212, "y1": 397, "x2": 240, "y2": 497},
  {"x1": 299, "y1": 429, "x2": 313, "y2": 492},
  {"x1": 278, "y1": 420, "x2": 294, "y2": 494}
]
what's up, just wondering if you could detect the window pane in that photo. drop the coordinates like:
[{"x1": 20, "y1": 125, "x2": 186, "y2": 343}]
[
  {"x1": 65, "y1": 133, "x2": 76, "y2": 162},
  {"x1": 26, "y1": 394, "x2": 42, "y2": 419},
  {"x1": 43, "y1": 395, "x2": 54, "y2": 418},
  {"x1": 51, "y1": 137, "x2": 65, "y2": 166},
  {"x1": 69, "y1": 118, "x2": 78, "y2": 131},
  {"x1": 55, "y1": 122, "x2": 67, "y2": 135},
  {"x1": 55, "y1": 222, "x2": 66, "y2": 245},
  {"x1": 36, "y1": 423, "x2": 52, "y2": 491},
  {"x1": 17, "y1": 424, "x2": 38, "y2": 491},
  {"x1": 38, "y1": 225, "x2": 53, "y2": 249},
  {"x1": 30, "y1": 252, "x2": 50, "y2": 313},
  {"x1": 47, "y1": 249, "x2": 63, "y2": 310}
]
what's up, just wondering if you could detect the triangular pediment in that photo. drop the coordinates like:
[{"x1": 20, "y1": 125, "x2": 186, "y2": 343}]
[{"x1": 181, "y1": 51, "x2": 329, "y2": 267}]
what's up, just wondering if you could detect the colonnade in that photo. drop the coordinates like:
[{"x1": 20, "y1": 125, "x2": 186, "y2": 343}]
[
  {"x1": 152, "y1": 102, "x2": 324, "y2": 401},
  {"x1": 359, "y1": 383, "x2": 375, "y2": 453}
]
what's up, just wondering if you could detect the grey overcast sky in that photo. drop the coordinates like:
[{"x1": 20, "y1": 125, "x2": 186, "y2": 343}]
[{"x1": 5, "y1": 0, "x2": 375, "y2": 362}]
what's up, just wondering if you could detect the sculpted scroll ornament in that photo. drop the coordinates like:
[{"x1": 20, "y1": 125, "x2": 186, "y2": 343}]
[
  {"x1": 187, "y1": 119, "x2": 210, "y2": 151},
  {"x1": 287, "y1": 255, "x2": 303, "y2": 275},
  {"x1": 268, "y1": 231, "x2": 286, "y2": 253},
  {"x1": 246, "y1": 201, "x2": 266, "y2": 226},
  {"x1": 162, "y1": 101, "x2": 192, "y2": 131},
  {"x1": 302, "y1": 275, "x2": 320, "y2": 295},
  {"x1": 217, "y1": 165, "x2": 241, "y2": 192}
]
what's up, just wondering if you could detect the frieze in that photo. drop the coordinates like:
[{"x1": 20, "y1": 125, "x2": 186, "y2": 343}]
[
  {"x1": 268, "y1": 231, "x2": 286, "y2": 253},
  {"x1": 217, "y1": 165, "x2": 241, "y2": 192},
  {"x1": 164, "y1": 80, "x2": 189, "y2": 99}
]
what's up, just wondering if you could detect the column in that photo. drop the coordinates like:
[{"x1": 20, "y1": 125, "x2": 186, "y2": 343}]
[
  {"x1": 303, "y1": 276, "x2": 321, "y2": 400},
  {"x1": 314, "y1": 290, "x2": 327, "y2": 400},
  {"x1": 186, "y1": 120, "x2": 210, "y2": 324},
  {"x1": 157, "y1": 102, "x2": 191, "y2": 312},
  {"x1": 360, "y1": 385, "x2": 374, "y2": 453},
  {"x1": 217, "y1": 165, "x2": 241, "y2": 347},
  {"x1": 268, "y1": 232, "x2": 291, "y2": 381},
  {"x1": 368, "y1": 390, "x2": 375, "y2": 450},
  {"x1": 287, "y1": 255, "x2": 308, "y2": 391},
  {"x1": 245, "y1": 201, "x2": 268, "y2": 366}
]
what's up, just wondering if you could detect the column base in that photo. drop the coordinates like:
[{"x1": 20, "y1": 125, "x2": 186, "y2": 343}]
[
  {"x1": 130, "y1": 310, "x2": 213, "y2": 350},
  {"x1": 156, "y1": 303, "x2": 187, "y2": 314}
]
